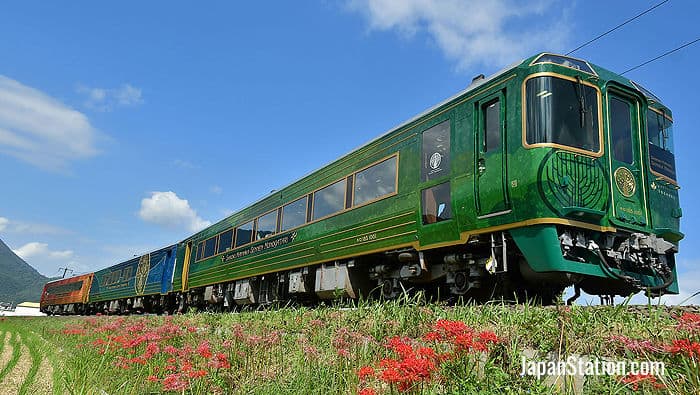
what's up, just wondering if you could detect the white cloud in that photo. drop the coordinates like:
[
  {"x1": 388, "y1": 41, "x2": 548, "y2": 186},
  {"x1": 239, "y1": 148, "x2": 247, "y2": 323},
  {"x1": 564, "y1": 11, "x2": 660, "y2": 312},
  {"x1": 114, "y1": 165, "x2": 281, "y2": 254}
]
[
  {"x1": 12, "y1": 241, "x2": 74, "y2": 261},
  {"x1": 0, "y1": 75, "x2": 100, "y2": 170},
  {"x1": 346, "y1": 0, "x2": 570, "y2": 70},
  {"x1": 77, "y1": 83, "x2": 143, "y2": 111},
  {"x1": 0, "y1": 216, "x2": 71, "y2": 235},
  {"x1": 138, "y1": 191, "x2": 211, "y2": 232},
  {"x1": 210, "y1": 185, "x2": 223, "y2": 195}
]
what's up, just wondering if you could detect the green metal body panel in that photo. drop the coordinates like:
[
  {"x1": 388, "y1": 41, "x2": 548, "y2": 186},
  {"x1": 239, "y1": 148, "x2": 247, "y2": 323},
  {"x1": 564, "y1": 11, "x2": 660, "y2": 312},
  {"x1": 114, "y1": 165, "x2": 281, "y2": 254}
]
[{"x1": 172, "y1": 53, "x2": 681, "y2": 293}]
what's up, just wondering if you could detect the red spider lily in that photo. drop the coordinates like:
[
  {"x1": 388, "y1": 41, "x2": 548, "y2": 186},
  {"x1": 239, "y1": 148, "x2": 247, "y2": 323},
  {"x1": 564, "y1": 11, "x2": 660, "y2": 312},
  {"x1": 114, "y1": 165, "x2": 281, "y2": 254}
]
[
  {"x1": 337, "y1": 348, "x2": 350, "y2": 358},
  {"x1": 187, "y1": 369, "x2": 207, "y2": 379},
  {"x1": 146, "y1": 375, "x2": 159, "y2": 382},
  {"x1": 620, "y1": 373, "x2": 665, "y2": 391},
  {"x1": 357, "y1": 366, "x2": 375, "y2": 381},
  {"x1": 144, "y1": 342, "x2": 160, "y2": 359},
  {"x1": 303, "y1": 345, "x2": 320, "y2": 359},
  {"x1": 209, "y1": 353, "x2": 231, "y2": 369},
  {"x1": 610, "y1": 335, "x2": 663, "y2": 353},
  {"x1": 196, "y1": 341, "x2": 213, "y2": 359},
  {"x1": 386, "y1": 337, "x2": 414, "y2": 359},
  {"x1": 676, "y1": 312, "x2": 700, "y2": 333},
  {"x1": 62, "y1": 328, "x2": 86, "y2": 335},
  {"x1": 163, "y1": 345, "x2": 178, "y2": 355},
  {"x1": 162, "y1": 373, "x2": 189, "y2": 391},
  {"x1": 666, "y1": 339, "x2": 700, "y2": 358},
  {"x1": 358, "y1": 388, "x2": 377, "y2": 395}
]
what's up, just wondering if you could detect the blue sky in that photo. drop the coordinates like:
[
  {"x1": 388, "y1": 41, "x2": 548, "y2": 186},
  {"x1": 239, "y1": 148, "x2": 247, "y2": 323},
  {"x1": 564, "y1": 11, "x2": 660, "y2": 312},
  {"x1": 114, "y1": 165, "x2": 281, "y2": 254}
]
[{"x1": 0, "y1": 1, "x2": 698, "y2": 304}]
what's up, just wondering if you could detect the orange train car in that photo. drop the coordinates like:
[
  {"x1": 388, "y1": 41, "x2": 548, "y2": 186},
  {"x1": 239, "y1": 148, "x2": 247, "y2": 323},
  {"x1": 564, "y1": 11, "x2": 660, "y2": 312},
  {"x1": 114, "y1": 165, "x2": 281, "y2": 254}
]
[{"x1": 40, "y1": 273, "x2": 94, "y2": 315}]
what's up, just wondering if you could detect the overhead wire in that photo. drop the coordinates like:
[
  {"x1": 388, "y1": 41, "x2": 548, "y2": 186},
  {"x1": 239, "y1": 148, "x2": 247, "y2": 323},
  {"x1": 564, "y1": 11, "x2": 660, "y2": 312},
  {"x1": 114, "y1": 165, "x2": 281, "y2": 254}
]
[
  {"x1": 621, "y1": 37, "x2": 700, "y2": 74},
  {"x1": 566, "y1": 0, "x2": 670, "y2": 55}
]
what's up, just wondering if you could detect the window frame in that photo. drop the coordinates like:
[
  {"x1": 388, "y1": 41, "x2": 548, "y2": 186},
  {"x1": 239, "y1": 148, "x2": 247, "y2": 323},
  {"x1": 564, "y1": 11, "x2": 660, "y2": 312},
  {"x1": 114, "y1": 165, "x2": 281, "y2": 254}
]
[
  {"x1": 234, "y1": 220, "x2": 255, "y2": 248},
  {"x1": 311, "y1": 177, "x2": 348, "y2": 222},
  {"x1": 420, "y1": 120, "x2": 451, "y2": 182},
  {"x1": 255, "y1": 208, "x2": 279, "y2": 241},
  {"x1": 352, "y1": 154, "x2": 399, "y2": 207},
  {"x1": 521, "y1": 72, "x2": 604, "y2": 157},
  {"x1": 646, "y1": 107, "x2": 677, "y2": 185}
]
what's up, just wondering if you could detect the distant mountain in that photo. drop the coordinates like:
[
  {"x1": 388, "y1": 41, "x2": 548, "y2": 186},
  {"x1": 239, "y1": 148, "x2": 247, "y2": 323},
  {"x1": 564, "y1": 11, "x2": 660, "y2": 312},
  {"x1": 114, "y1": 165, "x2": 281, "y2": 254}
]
[{"x1": 0, "y1": 238, "x2": 49, "y2": 303}]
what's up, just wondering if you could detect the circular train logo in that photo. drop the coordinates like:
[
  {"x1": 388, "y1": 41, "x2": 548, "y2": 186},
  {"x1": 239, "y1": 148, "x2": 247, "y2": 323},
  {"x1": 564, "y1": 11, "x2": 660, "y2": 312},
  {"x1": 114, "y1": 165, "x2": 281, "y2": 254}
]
[
  {"x1": 429, "y1": 152, "x2": 442, "y2": 170},
  {"x1": 614, "y1": 167, "x2": 636, "y2": 198},
  {"x1": 135, "y1": 254, "x2": 150, "y2": 295},
  {"x1": 538, "y1": 150, "x2": 609, "y2": 215}
]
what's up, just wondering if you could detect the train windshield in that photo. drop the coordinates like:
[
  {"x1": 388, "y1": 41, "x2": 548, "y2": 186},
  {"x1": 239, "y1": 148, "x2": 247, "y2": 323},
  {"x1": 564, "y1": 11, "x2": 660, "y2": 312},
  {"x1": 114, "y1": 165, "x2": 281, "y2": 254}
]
[
  {"x1": 525, "y1": 76, "x2": 600, "y2": 153},
  {"x1": 647, "y1": 109, "x2": 676, "y2": 181}
]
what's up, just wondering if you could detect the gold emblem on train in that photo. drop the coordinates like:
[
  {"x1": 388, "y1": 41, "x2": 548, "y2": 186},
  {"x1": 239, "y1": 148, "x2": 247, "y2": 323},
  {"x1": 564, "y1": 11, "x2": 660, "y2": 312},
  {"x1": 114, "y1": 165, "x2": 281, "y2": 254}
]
[
  {"x1": 135, "y1": 254, "x2": 150, "y2": 295},
  {"x1": 614, "y1": 167, "x2": 636, "y2": 198}
]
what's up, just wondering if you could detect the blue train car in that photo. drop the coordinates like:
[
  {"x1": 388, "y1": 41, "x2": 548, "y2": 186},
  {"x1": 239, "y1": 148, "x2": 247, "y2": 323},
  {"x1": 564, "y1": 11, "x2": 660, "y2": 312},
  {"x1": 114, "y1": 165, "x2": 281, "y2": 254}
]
[{"x1": 88, "y1": 244, "x2": 178, "y2": 313}]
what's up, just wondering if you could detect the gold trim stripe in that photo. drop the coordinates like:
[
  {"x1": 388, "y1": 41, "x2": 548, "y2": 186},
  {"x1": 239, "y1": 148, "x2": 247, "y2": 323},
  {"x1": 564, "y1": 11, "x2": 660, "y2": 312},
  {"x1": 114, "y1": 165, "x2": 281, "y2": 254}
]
[
  {"x1": 322, "y1": 230, "x2": 417, "y2": 254},
  {"x1": 319, "y1": 221, "x2": 416, "y2": 247}
]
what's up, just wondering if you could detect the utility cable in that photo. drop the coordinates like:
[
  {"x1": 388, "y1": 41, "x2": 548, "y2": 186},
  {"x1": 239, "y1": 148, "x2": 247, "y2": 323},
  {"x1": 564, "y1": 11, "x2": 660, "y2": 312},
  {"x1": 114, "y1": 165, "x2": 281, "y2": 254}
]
[
  {"x1": 621, "y1": 37, "x2": 700, "y2": 74},
  {"x1": 566, "y1": 0, "x2": 670, "y2": 55}
]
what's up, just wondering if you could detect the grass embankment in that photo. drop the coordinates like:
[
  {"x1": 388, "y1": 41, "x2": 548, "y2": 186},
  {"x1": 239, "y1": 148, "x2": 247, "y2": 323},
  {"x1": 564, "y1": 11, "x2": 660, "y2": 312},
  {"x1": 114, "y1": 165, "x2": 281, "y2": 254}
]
[{"x1": 0, "y1": 300, "x2": 698, "y2": 394}]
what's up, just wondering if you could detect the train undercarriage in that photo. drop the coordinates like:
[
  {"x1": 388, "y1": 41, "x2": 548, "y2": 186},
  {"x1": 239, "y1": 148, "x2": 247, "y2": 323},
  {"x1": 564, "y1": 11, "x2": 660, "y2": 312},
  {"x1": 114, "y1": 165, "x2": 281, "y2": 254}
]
[{"x1": 44, "y1": 225, "x2": 677, "y2": 315}]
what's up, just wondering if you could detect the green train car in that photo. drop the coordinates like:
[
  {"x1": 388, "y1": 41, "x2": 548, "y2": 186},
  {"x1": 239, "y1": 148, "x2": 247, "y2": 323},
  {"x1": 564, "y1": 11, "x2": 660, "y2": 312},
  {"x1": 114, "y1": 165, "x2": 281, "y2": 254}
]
[{"x1": 163, "y1": 52, "x2": 681, "y2": 309}]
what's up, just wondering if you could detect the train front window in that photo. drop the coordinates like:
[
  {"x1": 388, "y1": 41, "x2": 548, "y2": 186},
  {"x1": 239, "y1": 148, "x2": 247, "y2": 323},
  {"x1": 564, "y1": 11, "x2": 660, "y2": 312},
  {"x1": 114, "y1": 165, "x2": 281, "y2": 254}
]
[
  {"x1": 647, "y1": 109, "x2": 676, "y2": 181},
  {"x1": 525, "y1": 76, "x2": 600, "y2": 153}
]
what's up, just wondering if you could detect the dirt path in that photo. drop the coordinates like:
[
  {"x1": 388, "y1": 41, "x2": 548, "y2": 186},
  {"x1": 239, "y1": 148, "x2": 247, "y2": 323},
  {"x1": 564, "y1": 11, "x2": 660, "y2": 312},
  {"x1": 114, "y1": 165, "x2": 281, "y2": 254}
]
[
  {"x1": 29, "y1": 355, "x2": 53, "y2": 395},
  {"x1": 0, "y1": 332, "x2": 12, "y2": 373},
  {"x1": 0, "y1": 334, "x2": 32, "y2": 394}
]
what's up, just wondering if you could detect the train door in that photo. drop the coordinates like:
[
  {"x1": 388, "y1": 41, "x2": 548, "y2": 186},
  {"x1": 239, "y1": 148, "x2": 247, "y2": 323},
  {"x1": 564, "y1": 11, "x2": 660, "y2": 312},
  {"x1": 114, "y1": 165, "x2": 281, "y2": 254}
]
[
  {"x1": 181, "y1": 241, "x2": 193, "y2": 292},
  {"x1": 475, "y1": 91, "x2": 510, "y2": 217},
  {"x1": 419, "y1": 119, "x2": 459, "y2": 245},
  {"x1": 607, "y1": 91, "x2": 648, "y2": 226}
]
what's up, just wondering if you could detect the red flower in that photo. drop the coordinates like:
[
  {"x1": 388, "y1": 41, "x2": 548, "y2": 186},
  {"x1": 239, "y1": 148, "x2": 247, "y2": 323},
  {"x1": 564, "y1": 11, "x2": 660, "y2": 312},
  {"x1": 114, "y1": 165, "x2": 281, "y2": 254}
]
[
  {"x1": 146, "y1": 375, "x2": 159, "y2": 383},
  {"x1": 667, "y1": 339, "x2": 700, "y2": 358},
  {"x1": 162, "y1": 373, "x2": 189, "y2": 391},
  {"x1": 358, "y1": 388, "x2": 377, "y2": 395},
  {"x1": 357, "y1": 366, "x2": 375, "y2": 381},
  {"x1": 676, "y1": 312, "x2": 700, "y2": 332},
  {"x1": 196, "y1": 341, "x2": 213, "y2": 359},
  {"x1": 478, "y1": 331, "x2": 499, "y2": 344},
  {"x1": 187, "y1": 369, "x2": 207, "y2": 379},
  {"x1": 620, "y1": 373, "x2": 665, "y2": 390},
  {"x1": 209, "y1": 352, "x2": 231, "y2": 369}
]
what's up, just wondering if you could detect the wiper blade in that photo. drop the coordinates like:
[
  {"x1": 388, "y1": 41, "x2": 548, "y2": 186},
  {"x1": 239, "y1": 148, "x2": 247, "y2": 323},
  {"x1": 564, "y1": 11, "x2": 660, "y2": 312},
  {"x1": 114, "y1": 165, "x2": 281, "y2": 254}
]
[{"x1": 576, "y1": 76, "x2": 586, "y2": 128}]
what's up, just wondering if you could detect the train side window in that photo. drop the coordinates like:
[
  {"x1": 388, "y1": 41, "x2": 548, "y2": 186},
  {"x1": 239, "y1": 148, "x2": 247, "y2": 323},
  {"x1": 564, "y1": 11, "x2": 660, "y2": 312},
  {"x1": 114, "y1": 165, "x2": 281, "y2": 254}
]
[
  {"x1": 122, "y1": 267, "x2": 133, "y2": 282},
  {"x1": 421, "y1": 182, "x2": 452, "y2": 224},
  {"x1": 483, "y1": 99, "x2": 501, "y2": 152},
  {"x1": 281, "y1": 196, "x2": 307, "y2": 231},
  {"x1": 421, "y1": 120, "x2": 450, "y2": 181},
  {"x1": 203, "y1": 237, "x2": 217, "y2": 258},
  {"x1": 235, "y1": 221, "x2": 254, "y2": 247},
  {"x1": 196, "y1": 241, "x2": 204, "y2": 261},
  {"x1": 256, "y1": 210, "x2": 277, "y2": 240},
  {"x1": 312, "y1": 179, "x2": 346, "y2": 220},
  {"x1": 354, "y1": 156, "x2": 398, "y2": 206},
  {"x1": 217, "y1": 229, "x2": 233, "y2": 253},
  {"x1": 609, "y1": 97, "x2": 633, "y2": 164}
]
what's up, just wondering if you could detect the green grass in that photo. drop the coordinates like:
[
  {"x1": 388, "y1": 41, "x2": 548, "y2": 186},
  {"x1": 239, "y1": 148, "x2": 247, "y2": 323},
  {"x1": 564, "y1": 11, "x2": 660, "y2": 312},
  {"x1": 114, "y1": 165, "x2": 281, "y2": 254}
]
[{"x1": 0, "y1": 299, "x2": 698, "y2": 394}]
